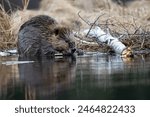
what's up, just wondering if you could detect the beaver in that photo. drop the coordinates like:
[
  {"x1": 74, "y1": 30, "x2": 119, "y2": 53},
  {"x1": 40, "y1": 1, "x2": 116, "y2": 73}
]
[{"x1": 17, "y1": 15, "x2": 76, "y2": 57}]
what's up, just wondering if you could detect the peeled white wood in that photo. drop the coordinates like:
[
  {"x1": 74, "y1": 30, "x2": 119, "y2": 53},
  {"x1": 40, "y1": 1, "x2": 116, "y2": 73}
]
[{"x1": 83, "y1": 26, "x2": 127, "y2": 55}]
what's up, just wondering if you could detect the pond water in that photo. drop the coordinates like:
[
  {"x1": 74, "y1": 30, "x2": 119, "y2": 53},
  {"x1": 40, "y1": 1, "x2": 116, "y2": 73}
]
[{"x1": 0, "y1": 53, "x2": 150, "y2": 100}]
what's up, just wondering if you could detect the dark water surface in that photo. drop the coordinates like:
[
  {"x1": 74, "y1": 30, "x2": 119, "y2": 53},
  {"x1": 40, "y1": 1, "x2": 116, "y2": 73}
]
[{"x1": 0, "y1": 54, "x2": 150, "y2": 100}]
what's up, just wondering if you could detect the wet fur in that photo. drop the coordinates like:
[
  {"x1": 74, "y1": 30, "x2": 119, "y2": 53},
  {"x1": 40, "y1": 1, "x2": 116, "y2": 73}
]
[{"x1": 17, "y1": 15, "x2": 75, "y2": 57}]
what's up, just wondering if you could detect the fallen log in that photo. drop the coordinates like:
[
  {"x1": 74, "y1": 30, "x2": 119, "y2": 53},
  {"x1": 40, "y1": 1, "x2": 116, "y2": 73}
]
[{"x1": 82, "y1": 26, "x2": 133, "y2": 57}]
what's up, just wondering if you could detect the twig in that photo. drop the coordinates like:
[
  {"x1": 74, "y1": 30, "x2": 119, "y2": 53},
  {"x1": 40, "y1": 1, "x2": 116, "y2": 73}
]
[
  {"x1": 115, "y1": 19, "x2": 131, "y2": 38},
  {"x1": 141, "y1": 38, "x2": 145, "y2": 49},
  {"x1": 105, "y1": 18, "x2": 111, "y2": 35},
  {"x1": 22, "y1": 0, "x2": 30, "y2": 10},
  {"x1": 86, "y1": 13, "x2": 105, "y2": 37},
  {"x1": 140, "y1": 29, "x2": 146, "y2": 49},
  {"x1": 6, "y1": 0, "x2": 12, "y2": 13},
  {"x1": 133, "y1": 26, "x2": 141, "y2": 35},
  {"x1": 78, "y1": 11, "x2": 90, "y2": 26}
]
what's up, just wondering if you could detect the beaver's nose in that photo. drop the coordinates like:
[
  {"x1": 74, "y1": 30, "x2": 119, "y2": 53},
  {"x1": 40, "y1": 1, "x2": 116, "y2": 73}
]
[{"x1": 71, "y1": 48, "x2": 76, "y2": 53}]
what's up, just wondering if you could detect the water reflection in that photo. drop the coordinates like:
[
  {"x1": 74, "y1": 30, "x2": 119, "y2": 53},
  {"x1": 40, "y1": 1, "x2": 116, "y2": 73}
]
[
  {"x1": 18, "y1": 56, "x2": 76, "y2": 100},
  {"x1": 0, "y1": 54, "x2": 150, "y2": 100}
]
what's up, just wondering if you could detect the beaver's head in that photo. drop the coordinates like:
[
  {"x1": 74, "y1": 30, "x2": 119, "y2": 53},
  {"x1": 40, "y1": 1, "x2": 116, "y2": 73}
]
[{"x1": 53, "y1": 26, "x2": 76, "y2": 55}]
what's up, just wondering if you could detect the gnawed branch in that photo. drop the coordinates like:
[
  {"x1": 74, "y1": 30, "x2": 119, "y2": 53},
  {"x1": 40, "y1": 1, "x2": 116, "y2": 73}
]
[
  {"x1": 84, "y1": 26, "x2": 133, "y2": 57},
  {"x1": 75, "y1": 12, "x2": 134, "y2": 57}
]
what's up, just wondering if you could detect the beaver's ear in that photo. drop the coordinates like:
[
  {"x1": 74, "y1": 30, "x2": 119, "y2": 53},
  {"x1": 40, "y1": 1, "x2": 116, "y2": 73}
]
[{"x1": 54, "y1": 28, "x2": 59, "y2": 36}]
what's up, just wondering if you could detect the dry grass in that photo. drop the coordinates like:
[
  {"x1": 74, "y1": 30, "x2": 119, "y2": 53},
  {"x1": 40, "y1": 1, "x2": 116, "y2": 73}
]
[
  {"x1": 0, "y1": 0, "x2": 150, "y2": 52},
  {"x1": 0, "y1": 6, "x2": 16, "y2": 50}
]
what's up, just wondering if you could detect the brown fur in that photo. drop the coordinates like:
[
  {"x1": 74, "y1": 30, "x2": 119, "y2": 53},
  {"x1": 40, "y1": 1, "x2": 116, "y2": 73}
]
[
  {"x1": 49, "y1": 26, "x2": 75, "y2": 54},
  {"x1": 17, "y1": 15, "x2": 76, "y2": 57}
]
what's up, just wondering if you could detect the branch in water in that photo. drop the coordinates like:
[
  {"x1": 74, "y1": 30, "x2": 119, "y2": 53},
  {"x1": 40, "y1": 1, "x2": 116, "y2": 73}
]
[{"x1": 83, "y1": 26, "x2": 133, "y2": 57}]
